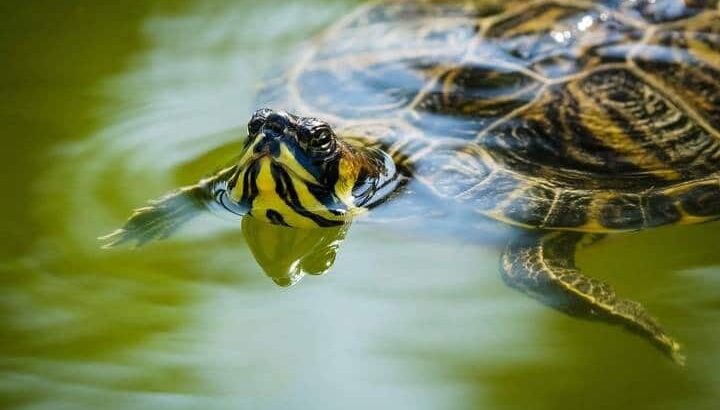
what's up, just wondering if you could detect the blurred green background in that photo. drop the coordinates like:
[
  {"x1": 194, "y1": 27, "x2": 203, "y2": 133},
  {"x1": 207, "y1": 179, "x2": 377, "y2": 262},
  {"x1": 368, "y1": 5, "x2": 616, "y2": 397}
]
[{"x1": 1, "y1": 1, "x2": 719, "y2": 409}]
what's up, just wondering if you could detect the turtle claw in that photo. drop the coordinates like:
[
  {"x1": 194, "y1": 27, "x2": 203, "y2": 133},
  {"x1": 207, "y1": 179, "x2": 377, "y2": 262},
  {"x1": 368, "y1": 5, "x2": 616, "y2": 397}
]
[{"x1": 98, "y1": 229, "x2": 131, "y2": 249}]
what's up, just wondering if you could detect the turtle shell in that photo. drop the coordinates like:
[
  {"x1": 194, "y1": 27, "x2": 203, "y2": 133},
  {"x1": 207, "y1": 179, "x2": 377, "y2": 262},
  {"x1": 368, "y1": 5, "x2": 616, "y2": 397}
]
[{"x1": 256, "y1": 0, "x2": 720, "y2": 232}]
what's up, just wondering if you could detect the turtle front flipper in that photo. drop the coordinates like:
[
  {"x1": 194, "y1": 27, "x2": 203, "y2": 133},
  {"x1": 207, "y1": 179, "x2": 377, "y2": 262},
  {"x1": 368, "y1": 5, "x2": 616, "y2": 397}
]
[
  {"x1": 100, "y1": 166, "x2": 236, "y2": 248},
  {"x1": 501, "y1": 231, "x2": 684, "y2": 364}
]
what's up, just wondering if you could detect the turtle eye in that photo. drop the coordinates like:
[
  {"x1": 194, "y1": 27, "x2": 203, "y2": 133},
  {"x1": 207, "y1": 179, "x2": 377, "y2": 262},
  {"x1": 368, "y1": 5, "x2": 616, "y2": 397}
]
[
  {"x1": 308, "y1": 128, "x2": 335, "y2": 156},
  {"x1": 247, "y1": 116, "x2": 264, "y2": 136},
  {"x1": 247, "y1": 109, "x2": 272, "y2": 135}
]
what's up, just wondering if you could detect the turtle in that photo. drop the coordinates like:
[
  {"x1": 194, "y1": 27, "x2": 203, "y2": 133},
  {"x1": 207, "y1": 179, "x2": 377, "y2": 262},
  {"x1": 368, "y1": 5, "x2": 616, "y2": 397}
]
[{"x1": 101, "y1": 0, "x2": 720, "y2": 363}]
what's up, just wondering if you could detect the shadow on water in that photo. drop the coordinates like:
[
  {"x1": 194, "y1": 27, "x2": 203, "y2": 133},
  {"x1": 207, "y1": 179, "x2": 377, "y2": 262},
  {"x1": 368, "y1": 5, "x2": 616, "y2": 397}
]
[{"x1": 2, "y1": 1, "x2": 720, "y2": 410}]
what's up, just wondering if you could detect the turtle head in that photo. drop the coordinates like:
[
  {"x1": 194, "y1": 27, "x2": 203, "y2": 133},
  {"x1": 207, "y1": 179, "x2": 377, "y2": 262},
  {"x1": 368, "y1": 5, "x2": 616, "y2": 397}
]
[{"x1": 226, "y1": 109, "x2": 401, "y2": 228}]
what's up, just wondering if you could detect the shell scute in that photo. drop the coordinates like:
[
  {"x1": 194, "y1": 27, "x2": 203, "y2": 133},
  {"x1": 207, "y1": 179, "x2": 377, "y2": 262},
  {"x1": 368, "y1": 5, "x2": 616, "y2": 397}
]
[
  {"x1": 479, "y1": 2, "x2": 642, "y2": 78},
  {"x1": 601, "y1": 0, "x2": 718, "y2": 24},
  {"x1": 678, "y1": 182, "x2": 720, "y2": 217},
  {"x1": 544, "y1": 190, "x2": 592, "y2": 228},
  {"x1": 598, "y1": 193, "x2": 645, "y2": 230},
  {"x1": 408, "y1": 62, "x2": 542, "y2": 139},
  {"x1": 644, "y1": 193, "x2": 682, "y2": 227},
  {"x1": 501, "y1": 183, "x2": 557, "y2": 227}
]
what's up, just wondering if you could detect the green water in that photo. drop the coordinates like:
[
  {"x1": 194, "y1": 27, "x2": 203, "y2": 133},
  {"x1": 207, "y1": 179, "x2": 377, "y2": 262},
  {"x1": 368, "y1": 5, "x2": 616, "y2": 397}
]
[{"x1": 2, "y1": 1, "x2": 720, "y2": 409}]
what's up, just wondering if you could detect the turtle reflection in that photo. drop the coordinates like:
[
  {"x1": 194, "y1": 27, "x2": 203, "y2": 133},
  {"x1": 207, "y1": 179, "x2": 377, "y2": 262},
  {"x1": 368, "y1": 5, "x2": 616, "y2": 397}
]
[{"x1": 241, "y1": 216, "x2": 349, "y2": 287}]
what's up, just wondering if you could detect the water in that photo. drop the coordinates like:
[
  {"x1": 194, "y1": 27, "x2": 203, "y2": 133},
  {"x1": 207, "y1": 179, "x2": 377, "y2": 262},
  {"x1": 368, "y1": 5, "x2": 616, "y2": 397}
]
[{"x1": 2, "y1": 1, "x2": 720, "y2": 409}]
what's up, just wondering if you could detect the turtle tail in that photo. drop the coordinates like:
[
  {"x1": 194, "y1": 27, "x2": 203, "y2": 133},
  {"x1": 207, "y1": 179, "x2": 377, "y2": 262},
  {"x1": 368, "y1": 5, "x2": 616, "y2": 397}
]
[{"x1": 99, "y1": 166, "x2": 236, "y2": 248}]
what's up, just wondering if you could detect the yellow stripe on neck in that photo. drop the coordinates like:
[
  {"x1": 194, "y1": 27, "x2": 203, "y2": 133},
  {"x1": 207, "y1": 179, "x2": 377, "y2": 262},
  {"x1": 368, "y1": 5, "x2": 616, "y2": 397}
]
[{"x1": 251, "y1": 158, "x2": 349, "y2": 228}]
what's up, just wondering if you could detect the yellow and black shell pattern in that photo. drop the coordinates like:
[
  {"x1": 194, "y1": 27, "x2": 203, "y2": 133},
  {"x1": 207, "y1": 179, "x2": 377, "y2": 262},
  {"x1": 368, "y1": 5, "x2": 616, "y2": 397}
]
[{"x1": 256, "y1": 0, "x2": 720, "y2": 233}]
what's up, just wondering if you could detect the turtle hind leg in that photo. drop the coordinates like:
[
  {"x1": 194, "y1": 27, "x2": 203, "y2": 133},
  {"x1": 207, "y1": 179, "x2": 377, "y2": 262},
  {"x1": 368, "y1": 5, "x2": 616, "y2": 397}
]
[{"x1": 501, "y1": 231, "x2": 684, "y2": 365}]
